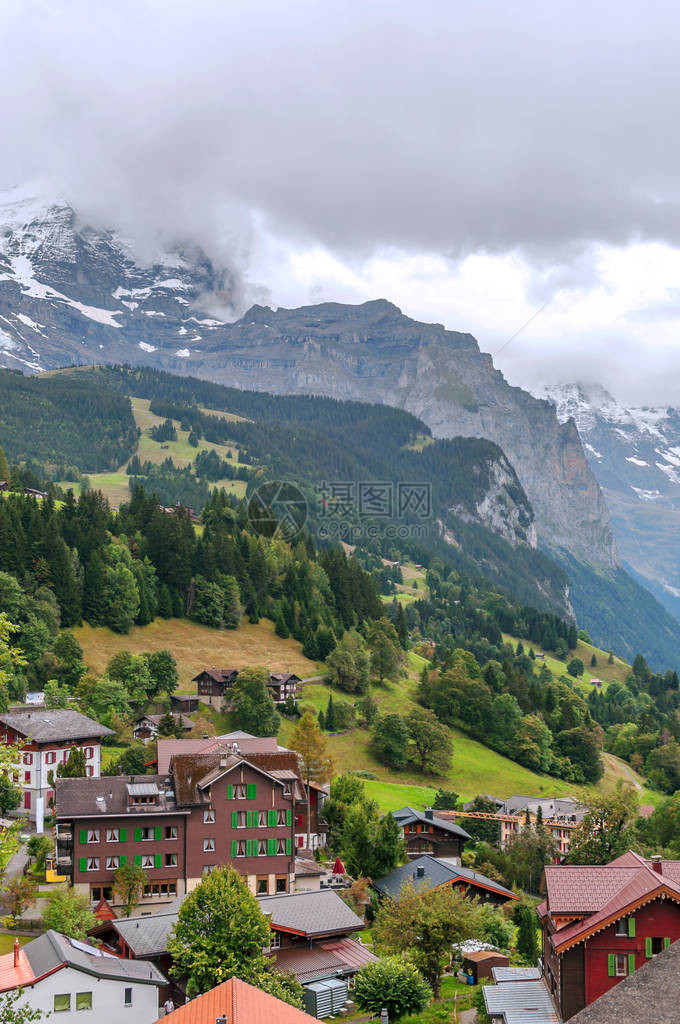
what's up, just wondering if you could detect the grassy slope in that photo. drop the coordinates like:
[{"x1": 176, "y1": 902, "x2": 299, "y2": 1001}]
[
  {"x1": 82, "y1": 397, "x2": 248, "y2": 508},
  {"x1": 502, "y1": 632, "x2": 632, "y2": 695},
  {"x1": 73, "y1": 617, "x2": 319, "y2": 690}
]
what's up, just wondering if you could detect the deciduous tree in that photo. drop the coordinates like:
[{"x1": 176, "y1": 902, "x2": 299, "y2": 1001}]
[
  {"x1": 43, "y1": 888, "x2": 95, "y2": 939},
  {"x1": 290, "y1": 712, "x2": 333, "y2": 849},
  {"x1": 354, "y1": 957, "x2": 431, "y2": 1020},
  {"x1": 113, "y1": 862, "x2": 147, "y2": 917}
]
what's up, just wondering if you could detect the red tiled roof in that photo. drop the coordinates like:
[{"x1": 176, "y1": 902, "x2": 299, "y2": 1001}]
[
  {"x1": 546, "y1": 852, "x2": 680, "y2": 952},
  {"x1": 159, "y1": 977, "x2": 322, "y2": 1024},
  {"x1": 0, "y1": 948, "x2": 36, "y2": 993}
]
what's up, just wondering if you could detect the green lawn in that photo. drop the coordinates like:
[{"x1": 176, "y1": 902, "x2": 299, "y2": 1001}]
[
  {"x1": 101, "y1": 746, "x2": 127, "y2": 769},
  {"x1": 0, "y1": 935, "x2": 30, "y2": 954}
]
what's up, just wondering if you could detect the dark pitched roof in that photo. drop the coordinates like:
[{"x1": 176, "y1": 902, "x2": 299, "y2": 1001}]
[
  {"x1": 55, "y1": 775, "x2": 182, "y2": 819},
  {"x1": 257, "y1": 889, "x2": 364, "y2": 938},
  {"x1": 136, "y1": 714, "x2": 193, "y2": 730},
  {"x1": 23, "y1": 930, "x2": 165, "y2": 986},
  {"x1": 391, "y1": 806, "x2": 471, "y2": 840},
  {"x1": 171, "y1": 749, "x2": 303, "y2": 806},
  {"x1": 569, "y1": 939, "x2": 680, "y2": 1024},
  {"x1": 94, "y1": 909, "x2": 180, "y2": 958},
  {"x1": 373, "y1": 855, "x2": 518, "y2": 902},
  {"x1": 0, "y1": 709, "x2": 113, "y2": 742},
  {"x1": 269, "y1": 673, "x2": 301, "y2": 684},
  {"x1": 191, "y1": 668, "x2": 238, "y2": 683}
]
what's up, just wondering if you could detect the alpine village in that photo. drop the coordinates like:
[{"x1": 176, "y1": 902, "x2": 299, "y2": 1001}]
[{"x1": 4, "y1": 6, "x2": 680, "y2": 1023}]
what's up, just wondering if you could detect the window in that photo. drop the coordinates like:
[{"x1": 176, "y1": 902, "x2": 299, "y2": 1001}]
[
  {"x1": 46, "y1": 751, "x2": 57, "y2": 764},
  {"x1": 276, "y1": 810, "x2": 287, "y2": 827},
  {"x1": 165, "y1": 853, "x2": 177, "y2": 867},
  {"x1": 76, "y1": 992, "x2": 92, "y2": 1011},
  {"x1": 23, "y1": 791, "x2": 31, "y2": 810},
  {"x1": 139, "y1": 828, "x2": 154, "y2": 841},
  {"x1": 275, "y1": 875, "x2": 287, "y2": 893},
  {"x1": 22, "y1": 753, "x2": 33, "y2": 765},
  {"x1": 106, "y1": 856, "x2": 120, "y2": 870},
  {"x1": 106, "y1": 829, "x2": 120, "y2": 843},
  {"x1": 141, "y1": 854, "x2": 155, "y2": 869},
  {"x1": 203, "y1": 809, "x2": 215, "y2": 824},
  {"x1": 233, "y1": 784, "x2": 246, "y2": 799},
  {"x1": 283, "y1": 782, "x2": 292, "y2": 796},
  {"x1": 616, "y1": 920, "x2": 627, "y2": 936},
  {"x1": 256, "y1": 876, "x2": 268, "y2": 895},
  {"x1": 86, "y1": 766, "x2": 94, "y2": 778},
  {"x1": 24, "y1": 771, "x2": 31, "y2": 784},
  {"x1": 86, "y1": 830, "x2": 100, "y2": 844},
  {"x1": 84, "y1": 747, "x2": 94, "y2": 759},
  {"x1": 257, "y1": 839, "x2": 267, "y2": 857},
  {"x1": 86, "y1": 858, "x2": 100, "y2": 871},
  {"x1": 54, "y1": 995, "x2": 71, "y2": 1013},
  {"x1": 237, "y1": 811, "x2": 247, "y2": 829},
  {"x1": 257, "y1": 810, "x2": 268, "y2": 827},
  {"x1": 269, "y1": 931, "x2": 281, "y2": 950},
  {"x1": 615, "y1": 954, "x2": 627, "y2": 976},
  {"x1": 124, "y1": 989, "x2": 132, "y2": 1008},
  {"x1": 203, "y1": 838, "x2": 215, "y2": 852},
  {"x1": 276, "y1": 839, "x2": 287, "y2": 855},
  {"x1": 90, "y1": 886, "x2": 113, "y2": 903},
  {"x1": 236, "y1": 840, "x2": 247, "y2": 858},
  {"x1": 202, "y1": 865, "x2": 215, "y2": 875},
  {"x1": 165, "y1": 826, "x2": 178, "y2": 840}
]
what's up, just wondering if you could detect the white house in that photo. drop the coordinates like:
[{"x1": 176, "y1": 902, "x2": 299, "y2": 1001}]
[
  {"x1": 0, "y1": 931, "x2": 165, "y2": 1023},
  {"x1": 0, "y1": 709, "x2": 113, "y2": 819}
]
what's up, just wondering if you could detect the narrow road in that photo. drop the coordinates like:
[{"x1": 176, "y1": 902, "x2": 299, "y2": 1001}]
[{"x1": 604, "y1": 753, "x2": 643, "y2": 793}]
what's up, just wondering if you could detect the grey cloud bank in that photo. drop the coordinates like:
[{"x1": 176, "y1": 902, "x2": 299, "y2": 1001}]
[{"x1": 2, "y1": 0, "x2": 680, "y2": 402}]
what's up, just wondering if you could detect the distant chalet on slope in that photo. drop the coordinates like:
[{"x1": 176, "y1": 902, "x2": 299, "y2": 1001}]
[
  {"x1": 540, "y1": 850, "x2": 680, "y2": 1020},
  {"x1": 193, "y1": 667, "x2": 301, "y2": 707},
  {"x1": 0, "y1": 708, "x2": 112, "y2": 819},
  {"x1": 391, "y1": 806, "x2": 470, "y2": 860}
]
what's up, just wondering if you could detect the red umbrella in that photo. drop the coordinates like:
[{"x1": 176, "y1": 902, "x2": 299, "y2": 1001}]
[{"x1": 333, "y1": 857, "x2": 345, "y2": 875}]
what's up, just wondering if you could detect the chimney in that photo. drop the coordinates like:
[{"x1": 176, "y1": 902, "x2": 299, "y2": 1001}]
[
  {"x1": 424, "y1": 807, "x2": 434, "y2": 820},
  {"x1": 13, "y1": 938, "x2": 19, "y2": 968},
  {"x1": 651, "y1": 854, "x2": 663, "y2": 874},
  {"x1": 416, "y1": 865, "x2": 425, "y2": 878}
]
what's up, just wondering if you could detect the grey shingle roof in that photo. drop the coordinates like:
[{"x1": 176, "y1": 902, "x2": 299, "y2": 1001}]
[
  {"x1": 257, "y1": 889, "x2": 364, "y2": 938},
  {"x1": 272, "y1": 939, "x2": 377, "y2": 984},
  {"x1": 104, "y1": 910, "x2": 180, "y2": 957},
  {"x1": 55, "y1": 775, "x2": 183, "y2": 818},
  {"x1": 373, "y1": 855, "x2": 517, "y2": 901},
  {"x1": 24, "y1": 930, "x2": 166, "y2": 986},
  {"x1": 391, "y1": 806, "x2": 471, "y2": 840},
  {"x1": 569, "y1": 939, "x2": 680, "y2": 1024},
  {"x1": 483, "y1": 979, "x2": 559, "y2": 1024},
  {"x1": 0, "y1": 709, "x2": 113, "y2": 742}
]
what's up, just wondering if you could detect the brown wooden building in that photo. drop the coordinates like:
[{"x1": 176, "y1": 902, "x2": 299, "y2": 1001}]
[
  {"x1": 55, "y1": 747, "x2": 308, "y2": 911},
  {"x1": 391, "y1": 806, "x2": 471, "y2": 860}
]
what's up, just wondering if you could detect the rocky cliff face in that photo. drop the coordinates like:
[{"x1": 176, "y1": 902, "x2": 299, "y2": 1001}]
[{"x1": 0, "y1": 191, "x2": 617, "y2": 571}]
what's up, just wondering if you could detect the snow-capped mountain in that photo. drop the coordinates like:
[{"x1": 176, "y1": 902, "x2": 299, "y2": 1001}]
[
  {"x1": 0, "y1": 185, "x2": 237, "y2": 373},
  {"x1": 540, "y1": 382, "x2": 680, "y2": 619}
]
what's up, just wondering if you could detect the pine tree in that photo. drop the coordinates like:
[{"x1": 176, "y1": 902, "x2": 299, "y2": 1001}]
[
  {"x1": 591, "y1": 653, "x2": 597, "y2": 667},
  {"x1": 396, "y1": 602, "x2": 408, "y2": 649},
  {"x1": 325, "y1": 694, "x2": 337, "y2": 731},
  {"x1": 317, "y1": 709, "x2": 325, "y2": 731},
  {"x1": 0, "y1": 445, "x2": 9, "y2": 482}
]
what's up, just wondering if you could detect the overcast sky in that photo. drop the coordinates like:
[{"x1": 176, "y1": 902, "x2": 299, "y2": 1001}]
[{"x1": 2, "y1": 0, "x2": 680, "y2": 403}]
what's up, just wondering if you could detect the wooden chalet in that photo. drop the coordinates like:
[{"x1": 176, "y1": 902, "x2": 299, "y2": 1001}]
[
  {"x1": 392, "y1": 806, "x2": 470, "y2": 860},
  {"x1": 373, "y1": 855, "x2": 518, "y2": 907},
  {"x1": 193, "y1": 668, "x2": 300, "y2": 708},
  {"x1": 539, "y1": 850, "x2": 680, "y2": 1020}
]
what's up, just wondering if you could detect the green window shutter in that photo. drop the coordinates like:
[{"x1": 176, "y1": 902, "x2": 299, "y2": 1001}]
[
  {"x1": 120, "y1": 855, "x2": 127, "y2": 867},
  {"x1": 227, "y1": 784, "x2": 233, "y2": 799},
  {"x1": 155, "y1": 827, "x2": 162, "y2": 841},
  {"x1": 286, "y1": 808, "x2": 291, "y2": 826},
  {"x1": 268, "y1": 838, "x2": 276, "y2": 856},
  {"x1": 628, "y1": 953, "x2": 635, "y2": 974},
  {"x1": 231, "y1": 811, "x2": 238, "y2": 828},
  {"x1": 268, "y1": 809, "x2": 276, "y2": 827},
  {"x1": 628, "y1": 917, "x2": 636, "y2": 938},
  {"x1": 286, "y1": 838, "x2": 291, "y2": 855},
  {"x1": 607, "y1": 954, "x2": 615, "y2": 977},
  {"x1": 247, "y1": 783, "x2": 256, "y2": 799},
  {"x1": 120, "y1": 828, "x2": 127, "y2": 843},
  {"x1": 155, "y1": 853, "x2": 162, "y2": 868},
  {"x1": 134, "y1": 855, "x2": 142, "y2": 867},
  {"x1": 134, "y1": 828, "x2": 142, "y2": 842},
  {"x1": 79, "y1": 829, "x2": 87, "y2": 844},
  {"x1": 231, "y1": 840, "x2": 237, "y2": 857},
  {"x1": 246, "y1": 811, "x2": 252, "y2": 828},
  {"x1": 78, "y1": 857, "x2": 87, "y2": 872},
  {"x1": 664, "y1": 937, "x2": 671, "y2": 949},
  {"x1": 645, "y1": 937, "x2": 653, "y2": 958},
  {"x1": 246, "y1": 840, "x2": 252, "y2": 857}
]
